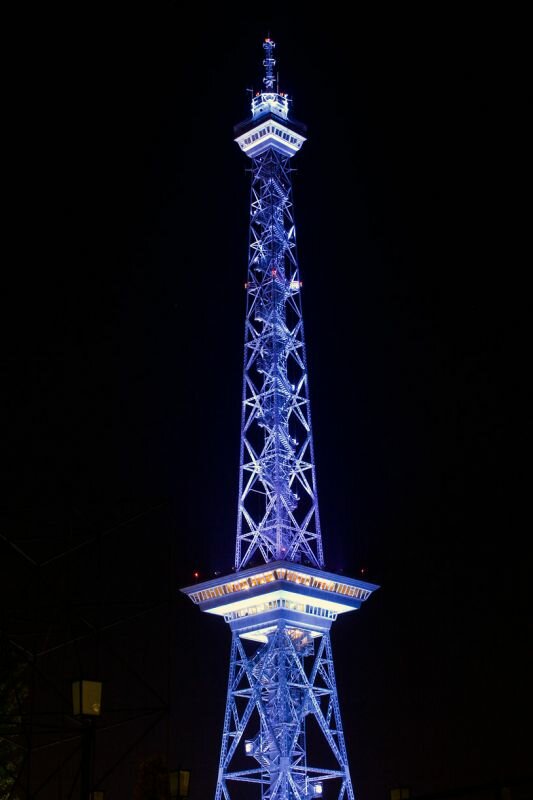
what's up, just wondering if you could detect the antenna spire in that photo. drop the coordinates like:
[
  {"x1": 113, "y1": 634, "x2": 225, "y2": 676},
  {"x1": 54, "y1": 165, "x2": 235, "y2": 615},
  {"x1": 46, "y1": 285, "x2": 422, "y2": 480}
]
[{"x1": 262, "y1": 37, "x2": 276, "y2": 91}]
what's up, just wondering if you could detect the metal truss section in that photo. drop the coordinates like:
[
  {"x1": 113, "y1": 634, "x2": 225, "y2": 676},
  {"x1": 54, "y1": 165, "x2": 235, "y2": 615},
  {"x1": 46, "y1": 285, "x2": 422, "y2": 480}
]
[
  {"x1": 215, "y1": 627, "x2": 354, "y2": 800},
  {"x1": 235, "y1": 146, "x2": 324, "y2": 571}
]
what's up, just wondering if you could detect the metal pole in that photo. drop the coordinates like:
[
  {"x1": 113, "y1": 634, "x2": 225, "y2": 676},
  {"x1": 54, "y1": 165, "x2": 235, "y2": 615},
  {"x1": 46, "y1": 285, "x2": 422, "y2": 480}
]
[{"x1": 80, "y1": 722, "x2": 93, "y2": 800}]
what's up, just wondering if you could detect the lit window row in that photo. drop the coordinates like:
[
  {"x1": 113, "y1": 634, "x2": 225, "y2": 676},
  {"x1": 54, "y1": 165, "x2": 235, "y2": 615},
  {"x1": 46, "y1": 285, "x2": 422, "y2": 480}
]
[
  {"x1": 190, "y1": 578, "x2": 247, "y2": 603},
  {"x1": 247, "y1": 129, "x2": 269, "y2": 144},
  {"x1": 336, "y1": 582, "x2": 369, "y2": 599},
  {"x1": 281, "y1": 569, "x2": 335, "y2": 592},
  {"x1": 189, "y1": 568, "x2": 371, "y2": 604},
  {"x1": 223, "y1": 597, "x2": 337, "y2": 622},
  {"x1": 249, "y1": 570, "x2": 277, "y2": 587},
  {"x1": 280, "y1": 569, "x2": 370, "y2": 600},
  {"x1": 243, "y1": 127, "x2": 299, "y2": 147}
]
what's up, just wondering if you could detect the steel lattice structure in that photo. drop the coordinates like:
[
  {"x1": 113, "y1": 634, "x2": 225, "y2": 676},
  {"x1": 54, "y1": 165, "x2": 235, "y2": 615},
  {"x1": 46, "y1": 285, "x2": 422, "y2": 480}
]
[
  {"x1": 183, "y1": 39, "x2": 378, "y2": 800},
  {"x1": 236, "y1": 144, "x2": 322, "y2": 571},
  {"x1": 215, "y1": 623, "x2": 355, "y2": 799}
]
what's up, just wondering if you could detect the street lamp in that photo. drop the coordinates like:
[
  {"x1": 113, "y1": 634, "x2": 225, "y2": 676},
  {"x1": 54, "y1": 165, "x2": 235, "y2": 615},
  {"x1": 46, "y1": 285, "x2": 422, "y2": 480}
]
[
  {"x1": 390, "y1": 788, "x2": 410, "y2": 800},
  {"x1": 72, "y1": 681, "x2": 102, "y2": 717},
  {"x1": 72, "y1": 680, "x2": 102, "y2": 800},
  {"x1": 169, "y1": 768, "x2": 191, "y2": 799}
]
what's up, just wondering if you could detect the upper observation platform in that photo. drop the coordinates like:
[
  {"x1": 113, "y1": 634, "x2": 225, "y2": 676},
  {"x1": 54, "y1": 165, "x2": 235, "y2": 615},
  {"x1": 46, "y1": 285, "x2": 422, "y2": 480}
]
[
  {"x1": 182, "y1": 561, "x2": 378, "y2": 643},
  {"x1": 234, "y1": 38, "x2": 307, "y2": 159}
]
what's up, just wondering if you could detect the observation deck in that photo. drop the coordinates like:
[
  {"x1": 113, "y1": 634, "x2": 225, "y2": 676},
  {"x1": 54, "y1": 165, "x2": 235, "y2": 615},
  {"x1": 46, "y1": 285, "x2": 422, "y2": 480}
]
[
  {"x1": 233, "y1": 46, "x2": 306, "y2": 159},
  {"x1": 234, "y1": 109, "x2": 306, "y2": 158},
  {"x1": 182, "y1": 561, "x2": 378, "y2": 643}
]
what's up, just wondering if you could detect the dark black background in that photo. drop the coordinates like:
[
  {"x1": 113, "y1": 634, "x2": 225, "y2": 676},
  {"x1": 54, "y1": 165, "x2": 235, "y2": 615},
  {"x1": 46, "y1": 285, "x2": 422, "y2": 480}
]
[{"x1": 4, "y1": 5, "x2": 531, "y2": 799}]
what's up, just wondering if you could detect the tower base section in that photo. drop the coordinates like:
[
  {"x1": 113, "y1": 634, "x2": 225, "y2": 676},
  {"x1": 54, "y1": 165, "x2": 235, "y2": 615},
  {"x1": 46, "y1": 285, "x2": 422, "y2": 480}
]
[
  {"x1": 215, "y1": 625, "x2": 355, "y2": 800},
  {"x1": 182, "y1": 564, "x2": 378, "y2": 798}
]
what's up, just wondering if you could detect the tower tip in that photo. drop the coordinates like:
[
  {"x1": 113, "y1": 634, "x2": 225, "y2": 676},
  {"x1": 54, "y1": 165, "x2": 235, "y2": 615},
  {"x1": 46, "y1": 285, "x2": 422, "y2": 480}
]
[{"x1": 262, "y1": 37, "x2": 276, "y2": 91}]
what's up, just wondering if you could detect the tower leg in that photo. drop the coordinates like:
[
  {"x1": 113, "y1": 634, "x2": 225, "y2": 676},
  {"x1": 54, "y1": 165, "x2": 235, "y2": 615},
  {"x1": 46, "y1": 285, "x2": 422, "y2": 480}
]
[
  {"x1": 215, "y1": 627, "x2": 355, "y2": 800},
  {"x1": 215, "y1": 635, "x2": 239, "y2": 800}
]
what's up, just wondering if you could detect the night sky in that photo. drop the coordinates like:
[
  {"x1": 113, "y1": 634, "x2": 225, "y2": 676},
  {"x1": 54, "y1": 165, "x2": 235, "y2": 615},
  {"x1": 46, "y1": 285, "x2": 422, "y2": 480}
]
[{"x1": 4, "y1": 6, "x2": 532, "y2": 800}]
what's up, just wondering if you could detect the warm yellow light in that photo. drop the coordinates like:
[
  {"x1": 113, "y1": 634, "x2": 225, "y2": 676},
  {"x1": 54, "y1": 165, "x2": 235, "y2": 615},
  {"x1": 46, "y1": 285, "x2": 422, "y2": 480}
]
[
  {"x1": 170, "y1": 769, "x2": 191, "y2": 798},
  {"x1": 179, "y1": 770, "x2": 190, "y2": 797},
  {"x1": 72, "y1": 680, "x2": 102, "y2": 717},
  {"x1": 390, "y1": 788, "x2": 410, "y2": 800}
]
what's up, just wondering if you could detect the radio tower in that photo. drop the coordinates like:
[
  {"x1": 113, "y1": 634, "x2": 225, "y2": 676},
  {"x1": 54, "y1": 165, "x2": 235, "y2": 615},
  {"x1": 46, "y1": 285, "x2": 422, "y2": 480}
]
[{"x1": 182, "y1": 38, "x2": 378, "y2": 800}]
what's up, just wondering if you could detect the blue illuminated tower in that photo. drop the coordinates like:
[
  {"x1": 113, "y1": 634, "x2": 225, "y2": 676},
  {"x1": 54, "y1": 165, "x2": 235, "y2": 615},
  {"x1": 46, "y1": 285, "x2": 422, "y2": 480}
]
[{"x1": 182, "y1": 39, "x2": 378, "y2": 799}]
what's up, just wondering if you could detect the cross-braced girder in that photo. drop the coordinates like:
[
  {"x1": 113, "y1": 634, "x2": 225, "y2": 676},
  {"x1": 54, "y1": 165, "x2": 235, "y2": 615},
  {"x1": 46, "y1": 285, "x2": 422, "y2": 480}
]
[
  {"x1": 215, "y1": 627, "x2": 355, "y2": 800},
  {"x1": 235, "y1": 148, "x2": 324, "y2": 572}
]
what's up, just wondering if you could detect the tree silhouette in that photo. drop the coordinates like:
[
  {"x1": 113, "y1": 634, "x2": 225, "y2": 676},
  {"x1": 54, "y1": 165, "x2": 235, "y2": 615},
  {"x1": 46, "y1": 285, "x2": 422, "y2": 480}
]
[{"x1": 0, "y1": 639, "x2": 27, "y2": 799}]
